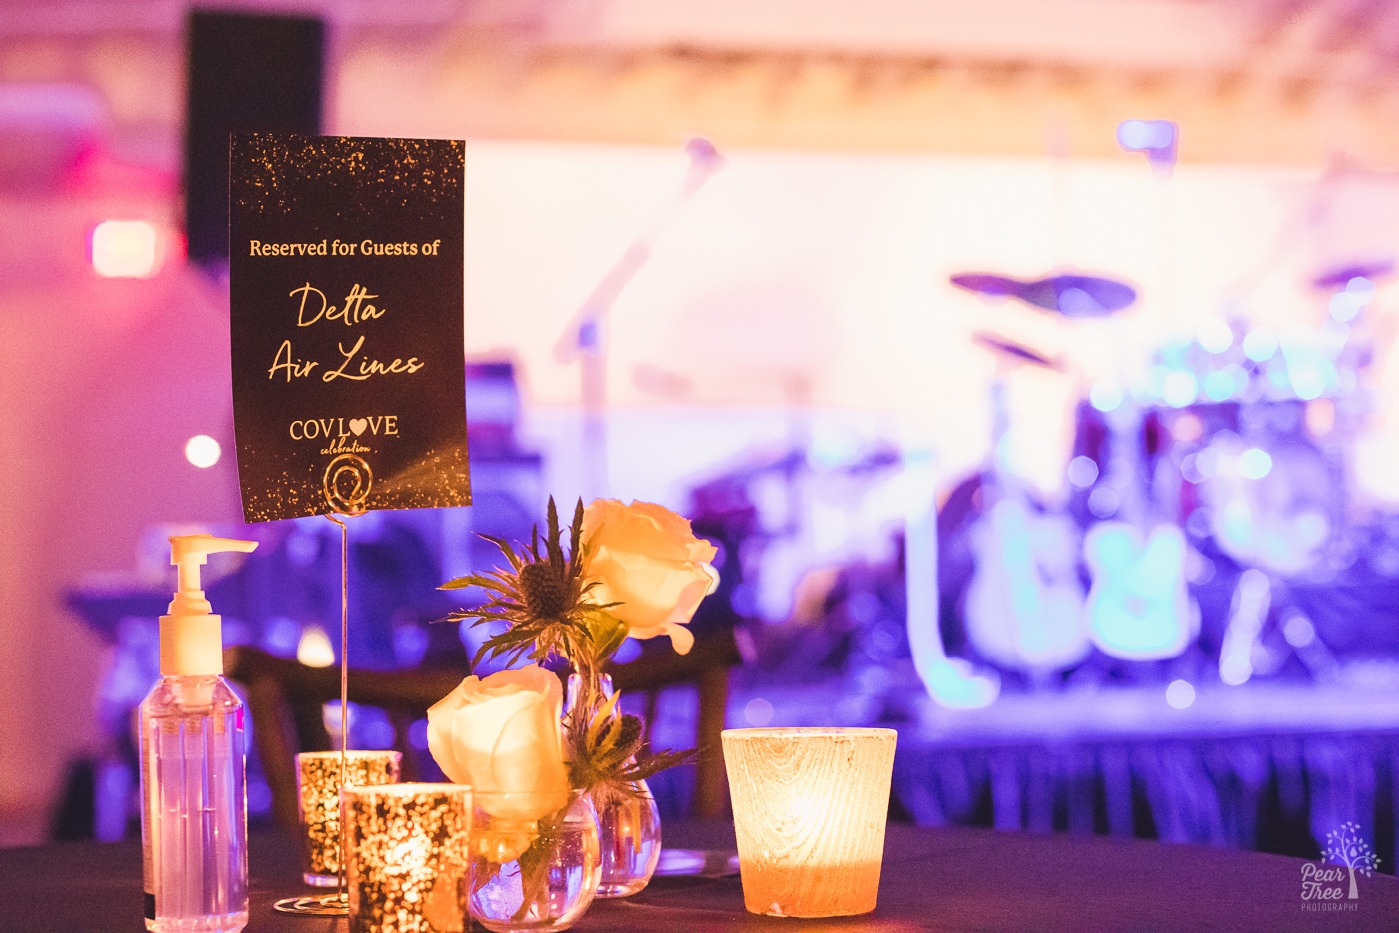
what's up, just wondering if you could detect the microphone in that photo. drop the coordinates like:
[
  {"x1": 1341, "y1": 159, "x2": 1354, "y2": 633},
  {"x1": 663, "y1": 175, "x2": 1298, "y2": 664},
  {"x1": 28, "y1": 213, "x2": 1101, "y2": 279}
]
[
  {"x1": 678, "y1": 137, "x2": 723, "y2": 201},
  {"x1": 685, "y1": 136, "x2": 723, "y2": 171}
]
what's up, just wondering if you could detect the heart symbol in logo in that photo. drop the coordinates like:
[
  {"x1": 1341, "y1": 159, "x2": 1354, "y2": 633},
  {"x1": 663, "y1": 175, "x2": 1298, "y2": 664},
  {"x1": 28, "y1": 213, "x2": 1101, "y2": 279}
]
[{"x1": 348, "y1": 418, "x2": 368, "y2": 437}]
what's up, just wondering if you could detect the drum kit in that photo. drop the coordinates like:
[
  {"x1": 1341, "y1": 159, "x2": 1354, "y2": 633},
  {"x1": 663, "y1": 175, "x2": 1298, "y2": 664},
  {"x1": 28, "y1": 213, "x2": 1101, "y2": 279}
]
[
  {"x1": 684, "y1": 261, "x2": 1394, "y2": 702},
  {"x1": 944, "y1": 260, "x2": 1392, "y2": 684}
]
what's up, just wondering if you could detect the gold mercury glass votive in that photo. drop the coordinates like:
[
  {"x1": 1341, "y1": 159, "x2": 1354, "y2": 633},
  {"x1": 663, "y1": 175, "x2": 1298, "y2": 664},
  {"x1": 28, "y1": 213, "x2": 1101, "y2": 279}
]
[
  {"x1": 342, "y1": 782, "x2": 473, "y2": 933},
  {"x1": 296, "y1": 750, "x2": 402, "y2": 886},
  {"x1": 722, "y1": 727, "x2": 898, "y2": 918}
]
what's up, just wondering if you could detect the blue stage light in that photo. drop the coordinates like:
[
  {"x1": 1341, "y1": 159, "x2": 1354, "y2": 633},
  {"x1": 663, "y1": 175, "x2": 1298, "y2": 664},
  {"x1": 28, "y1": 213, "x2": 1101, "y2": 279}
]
[
  {"x1": 1242, "y1": 328, "x2": 1277, "y2": 362},
  {"x1": 1117, "y1": 119, "x2": 1178, "y2": 166},
  {"x1": 743, "y1": 697, "x2": 775, "y2": 727},
  {"x1": 1090, "y1": 381, "x2": 1124, "y2": 412},
  {"x1": 1067, "y1": 455, "x2": 1099, "y2": 488},
  {"x1": 1165, "y1": 679, "x2": 1196, "y2": 709},
  {"x1": 1284, "y1": 352, "x2": 1331, "y2": 400},
  {"x1": 1329, "y1": 291, "x2": 1363, "y2": 322},
  {"x1": 262, "y1": 615, "x2": 303, "y2": 658},
  {"x1": 1203, "y1": 370, "x2": 1235, "y2": 402},
  {"x1": 1197, "y1": 319, "x2": 1233, "y2": 354},
  {"x1": 1117, "y1": 119, "x2": 1153, "y2": 150},
  {"x1": 1181, "y1": 453, "x2": 1204, "y2": 484},
  {"x1": 1239, "y1": 447, "x2": 1272, "y2": 480},
  {"x1": 1162, "y1": 371, "x2": 1198, "y2": 408},
  {"x1": 1220, "y1": 653, "x2": 1252, "y2": 686},
  {"x1": 1345, "y1": 275, "x2": 1375, "y2": 298},
  {"x1": 1283, "y1": 614, "x2": 1316, "y2": 648}
]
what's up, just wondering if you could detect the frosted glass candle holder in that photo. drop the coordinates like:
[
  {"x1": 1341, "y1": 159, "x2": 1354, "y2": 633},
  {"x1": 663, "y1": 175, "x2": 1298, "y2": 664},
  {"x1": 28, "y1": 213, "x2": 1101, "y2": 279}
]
[
  {"x1": 722, "y1": 727, "x2": 897, "y2": 918},
  {"x1": 342, "y1": 783, "x2": 473, "y2": 933},
  {"x1": 296, "y1": 750, "x2": 402, "y2": 886}
]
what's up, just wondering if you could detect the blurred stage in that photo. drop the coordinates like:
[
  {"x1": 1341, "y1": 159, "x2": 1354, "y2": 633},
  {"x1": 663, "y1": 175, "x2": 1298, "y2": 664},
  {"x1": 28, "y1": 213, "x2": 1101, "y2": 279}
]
[
  {"x1": 64, "y1": 322, "x2": 1399, "y2": 877},
  {"x1": 894, "y1": 682, "x2": 1399, "y2": 869}
]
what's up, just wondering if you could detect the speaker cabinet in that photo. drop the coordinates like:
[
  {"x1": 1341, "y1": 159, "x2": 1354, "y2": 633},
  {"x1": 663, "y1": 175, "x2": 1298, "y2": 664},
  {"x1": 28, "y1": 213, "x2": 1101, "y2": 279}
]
[{"x1": 183, "y1": 10, "x2": 324, "y2": 267}]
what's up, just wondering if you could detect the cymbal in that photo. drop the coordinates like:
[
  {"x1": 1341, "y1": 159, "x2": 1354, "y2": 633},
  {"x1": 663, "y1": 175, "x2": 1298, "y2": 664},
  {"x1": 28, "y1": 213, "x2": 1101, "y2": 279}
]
[
  {"x1": 1021, "y1": 274, "x2": 1137, "y2": 316},
  {"x1": 1312, "y1": 259, "x2": 1394, "y2": 291},
  {"x1": 973, "y1": 332, "x2": 1061, "y2": 369},
  {"x1": 951, "y1": 271, "x2": 1136, "y2": 316},
  {"x1": 949, "y1": 273, "x2": 1021, "y2": 300}
]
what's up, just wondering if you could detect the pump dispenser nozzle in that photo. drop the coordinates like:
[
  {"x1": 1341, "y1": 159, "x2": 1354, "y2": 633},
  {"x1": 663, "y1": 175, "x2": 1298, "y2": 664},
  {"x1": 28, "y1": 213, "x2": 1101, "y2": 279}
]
[
  {"x1": 169, "y1": 534, "x2": 259, "y2": 616},
  {"x1": 160, "y1": 534, "x2": 258, "y2": 676}
]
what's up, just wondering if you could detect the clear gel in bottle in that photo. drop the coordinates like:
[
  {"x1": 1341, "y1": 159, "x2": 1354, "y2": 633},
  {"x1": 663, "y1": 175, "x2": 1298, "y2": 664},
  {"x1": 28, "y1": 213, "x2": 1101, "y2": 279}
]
[{"x1": 140, "y1": 534, "x2": 257, "y2": 933}]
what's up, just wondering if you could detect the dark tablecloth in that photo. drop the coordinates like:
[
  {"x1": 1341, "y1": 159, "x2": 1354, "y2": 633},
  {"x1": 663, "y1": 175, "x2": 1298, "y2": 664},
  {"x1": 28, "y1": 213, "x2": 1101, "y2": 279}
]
[{"x1": 2, "y1": 821, "x2": 1395, "y2": 932}]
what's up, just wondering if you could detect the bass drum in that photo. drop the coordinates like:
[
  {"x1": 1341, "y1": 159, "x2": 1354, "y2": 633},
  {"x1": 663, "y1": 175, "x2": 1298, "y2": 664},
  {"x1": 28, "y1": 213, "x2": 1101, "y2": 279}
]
[
  {"x1": 1164, "y1": 400, "x2": 1347, "y2": 579},
  {"x1": 1200, "y1": 437, "x2": 1338, "y2": 577}
]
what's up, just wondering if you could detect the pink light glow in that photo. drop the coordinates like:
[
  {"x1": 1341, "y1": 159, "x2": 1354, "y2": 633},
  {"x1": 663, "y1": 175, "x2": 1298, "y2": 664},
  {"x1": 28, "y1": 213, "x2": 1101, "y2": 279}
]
[{"x1": 90, "y1": 220, "x2": 160, "y2": 278}]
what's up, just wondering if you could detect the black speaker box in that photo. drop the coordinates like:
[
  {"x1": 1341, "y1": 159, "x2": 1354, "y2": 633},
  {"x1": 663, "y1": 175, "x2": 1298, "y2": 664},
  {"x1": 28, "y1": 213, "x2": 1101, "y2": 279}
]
[{"x1": 184, "y1": 10, "x2": 324, "y2": 267}]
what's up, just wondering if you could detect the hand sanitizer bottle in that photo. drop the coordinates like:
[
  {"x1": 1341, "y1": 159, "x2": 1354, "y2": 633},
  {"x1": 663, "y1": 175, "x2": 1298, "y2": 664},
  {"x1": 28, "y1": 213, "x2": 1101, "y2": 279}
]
[{"x1": 140, "y1": 534, "x2": 258, "y2": 932}]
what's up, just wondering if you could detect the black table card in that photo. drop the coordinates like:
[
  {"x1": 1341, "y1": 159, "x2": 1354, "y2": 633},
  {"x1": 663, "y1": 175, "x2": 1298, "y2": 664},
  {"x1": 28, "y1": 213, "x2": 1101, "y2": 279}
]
[{"x1": 230, "y1": 134, "x2": 470, "y2": 522}]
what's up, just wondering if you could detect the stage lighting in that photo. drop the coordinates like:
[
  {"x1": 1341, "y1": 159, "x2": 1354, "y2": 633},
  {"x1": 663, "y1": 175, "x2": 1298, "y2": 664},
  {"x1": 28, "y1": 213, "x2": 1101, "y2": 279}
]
[
  {"x1": 91, "y1": 220, "x2": 160, "y2": 278},
  {"x1": 1239, "y1": 448, "x2": 1272, "y2": 480},
  {"x1": 1165, "y1": 680, "x2": 1196, "y2": 710},
  {"x1": 1197, "y1": 320, "x2": 1233, "y2": 354},
  {"x1": 743, "y1": 697, "x2": 775, "y2": 727},
  {"x1": 1203, "y1": 370, "x2": 1235, "y2": 402},
  {"x1": 1161, "y1": 371, "x2": 1198, "y2": 408},
  {"x1": 1116, "y1": 119, "x2": 1178, "y2": 169},
  {"x1": 1283, "y1": 614, "x2": 1316, "y2": 648},
  {"x1": 1329, "y1": 291, "x2": 1363, "y2": 322},
  {"x1": 296, "y1": 625, "x2": 335, "y2": 668},
  {"x1": 1089, "y1": 381, "x2": 1124, "y2": 413},
  {"x1": 1066, "y1": 455, "x2": 1098, "y2": 488},
  {"x1": 1241, "y1": 328, "x2": 1278, "y2": 362},
  {"x1": 184, "y1": 434, "x2": 221, "y2": 468}
]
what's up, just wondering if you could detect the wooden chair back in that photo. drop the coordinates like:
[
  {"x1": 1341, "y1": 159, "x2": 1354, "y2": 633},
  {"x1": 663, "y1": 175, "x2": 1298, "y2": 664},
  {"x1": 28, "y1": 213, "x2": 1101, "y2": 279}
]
[
  {"x1": 226, "y1": 626, "x2": 747, "y2": 831},
  {"x1": 224, "y1": 646, "x2": 463, "y2": 830}
]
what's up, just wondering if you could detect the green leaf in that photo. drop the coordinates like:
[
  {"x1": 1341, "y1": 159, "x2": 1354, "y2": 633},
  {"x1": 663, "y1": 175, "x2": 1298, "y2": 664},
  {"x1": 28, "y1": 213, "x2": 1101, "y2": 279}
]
[
  {"x1": 511, "y1": 811, "x2": 566, "y2": 923},
  {"x1": 587, "y1": 613, "x2": 628, "y2": 664}
]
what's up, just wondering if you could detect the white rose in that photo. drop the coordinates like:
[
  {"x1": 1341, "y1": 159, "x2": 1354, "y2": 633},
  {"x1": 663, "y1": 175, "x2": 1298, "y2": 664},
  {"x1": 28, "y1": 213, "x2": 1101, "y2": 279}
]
[
  {"x1": 581, "y1": 499, "x2": 719, "y2": 655},
  {"x1": 426, "y1": 665, "x2": 571, "y2": 821}
]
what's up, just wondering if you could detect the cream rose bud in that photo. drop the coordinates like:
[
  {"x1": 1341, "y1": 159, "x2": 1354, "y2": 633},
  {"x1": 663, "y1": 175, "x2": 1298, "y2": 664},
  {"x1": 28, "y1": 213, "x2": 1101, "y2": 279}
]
[
  {"x1": 426, "y1": 666, "x2": 572, "y2": 820},
  {"x1": 581, "y1": 499, "x2": 720, "y2": 655}
]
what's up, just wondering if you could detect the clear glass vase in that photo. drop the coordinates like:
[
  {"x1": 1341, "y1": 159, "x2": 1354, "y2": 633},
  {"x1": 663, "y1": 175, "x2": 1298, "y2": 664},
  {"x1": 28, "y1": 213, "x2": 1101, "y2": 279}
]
[
  {"x1": 593, "y1": 782, "x2": 662, "y2": 898},
  {"x1": 565, "y1": 673, "x2": 664, "y2": 898},
  {"x1": 467, "y1": 790, "x2": 601, "y2": 933}
]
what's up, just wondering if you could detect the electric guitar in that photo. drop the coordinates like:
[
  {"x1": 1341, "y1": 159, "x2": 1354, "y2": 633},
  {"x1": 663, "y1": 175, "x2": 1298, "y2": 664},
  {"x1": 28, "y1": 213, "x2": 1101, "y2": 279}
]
[
  {"x1": 1082, "y1": 400, "x2": 1197, "y2": 660},
  {"x1": 963, "y1": 382, "x2": 1092, "y2": 674}
]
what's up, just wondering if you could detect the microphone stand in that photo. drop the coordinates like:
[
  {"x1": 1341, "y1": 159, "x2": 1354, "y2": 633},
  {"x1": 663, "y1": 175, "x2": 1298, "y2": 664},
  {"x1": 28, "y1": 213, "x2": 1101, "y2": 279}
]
[{"x1": 552, "y1": 139, "x2": 724, "y2": 500}]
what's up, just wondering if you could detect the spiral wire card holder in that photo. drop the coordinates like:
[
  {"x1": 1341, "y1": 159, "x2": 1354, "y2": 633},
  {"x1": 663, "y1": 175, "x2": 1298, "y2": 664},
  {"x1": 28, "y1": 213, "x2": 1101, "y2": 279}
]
[{"x1": 274, "y1": 457, "x2": 372, "y2": 916}]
